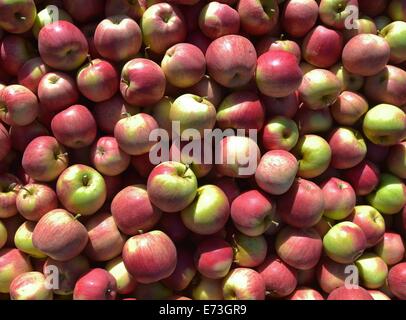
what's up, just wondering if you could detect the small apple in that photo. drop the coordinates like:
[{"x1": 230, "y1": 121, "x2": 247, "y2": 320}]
[
  {"x1": 330, "y1": 63, "x2": 364, "y2": 92},
  {"x1": 321, "y1": 177, "x2": 356, "y2": 220},
  {"x1": 0, "y1": 221, "x2": 6, "y2": 249},
  {"x1": 288, "y1": 287, "x2": 324, "y2": 300},
  {"x1": 10, "y1": 271, "x2": 52, "y2": 300},
  {"x1": 374, "y1": 232, "x2": 405, "y2": 266},
  {"x1": 0, "y1": 173, "x2": 21, "y2": 219},
  {"x1": 316, "y1": 257, "x2": 357, "y2": 293},
  {"x1": 0, "y1": 248, "x2": 32, "y2": 293},
  {"x1": 319, "y1": 0, "x2": 358, "y2": 29},
  {"x1": 331, "y1": 91, "x2": 369, "y2": 126},
  {"x1": 342, "y1": 160, "x2": 380, "y2": 196},
  {"x1": 222, "y1": 268, "x2": 265, "y2": 300},
  {"x1": 232, "y1": 232, "x2": 267, "y2": 268},
  {"x1": 355, "y1": 253, "x2": 388, "y2": 289},
  {"x1": 262, "y1": 92, "x2": 300, "y2": 119},
  {"x1": 106, "y1": 257, "x2": 137, "y2": 295},
  {"x1": 237, "y1": 0, "x2": 279, "y2": 36},
  {"x1": 262, "y1": 116, "x2": 299, "y2": 151},
  {"x1": 380, "y1": 21, "x2": 406, "y2": 64},
  {"x1": 163, "y1": 246, "x2": 196, "y2": 291},
  {"x1": 73, "y1": 268, "x2": 117, "y2": 300},
  {"x1": 387, "y1": 262, "x2": 406, "y2": 300},
  {"x1": 281, "y1": 0, "x2": 319, "y2": 38},
  {"x1": 294, "y1": 106, "x2": 333, "y2": 135},
  {"x1": 387, "y1": 142, "x2": 406, "y2": 179},
  {"x1": 17, "y1": 57, "x2": 49, "y2": 94},
  {"x1": 14, "y1": 221, "x2": 46, "y2": 259},
  {"x1": 0, "y1": 0, "x2": 36, "y2": 34},
  {"x1": 32, "y1": 5, "x2": 72, "y2": 38},
  {"x1": 105, "y1": 0, "x2": 147, "y2": 21}
]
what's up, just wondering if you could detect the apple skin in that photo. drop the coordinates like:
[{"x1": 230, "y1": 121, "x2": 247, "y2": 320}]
[
  {"x1": 342, "y1": 34, "x2": 390, "y2": 76},
  {"x1": 262, "y1": 92, "x2": 300, "y2": 119},
  {"x1": 16, "y1": 183, "x2": 58, "y2": 222},
  {"x1": 288, "y1": 287, "x2": 324, "y2": 300},
  {"x1": 194, "y1": 237, "x2": 233, "y2": 279},
  {"x1": 342, "y1": 161, "x2": 380, "y2": 196},
  {"x1": 122, "y1": 230, "x2": 177, "y2": 284},
  {"x1": 0, "y1": 248, "x2": 32, "y2": 293},
  {"x1": 321, "y1": 177, "x2": 356, "y2": 220},
  {"x1": 323, "y1": 221, "x2": 367, "y2": 264},
  {"x1": 188, "y1": 75, "x2": 224, "y2": 107},
  {"x1": 294, "y1": 106, "x2": 333, "y2": 135},
  {"x1": 22, "y1": 136, "x2": 69, "y2": 182},
  {"x1": 281, "y1": 0, "x2": 318, "y2": 38},
  {"x1": 192, "y1": 277, "x2": 224, "y2": 300},
  {"x1": 331, "y1": 91, "x2": 369, "y2": 126},
  {"x1": 158, "y1": 213, "x2": 189, "y2": 243},
  {"x1": 186, "y1": 30, "x2": 211, "y2": 54},
  {"x1": 32, "y1": 5, "x2": 73, "y2": 39},
  {"x1": 366, "y1": 173, "x2": 406, "y2": 215},
  {"x1": 381, "y1": 22, "x2": 406, "y2": 64},
  {"x1": 120, "y1": 58, "x2": 166, "y2": 106},
  {"x1": 14, "y1": 221, "x2": 46, "y2": 259},
  {"x1": 111, "y1": 185, "x2": 162, "y2": 235},
  {"x1": 0, "y1": 0, "x2": 37, "y2": 34},
  {"x1": 368, "y1": 290, "x2": 391, "y2": 300},
  {"x1": 348, "y1": 205, "x2": 385, "y2": 248},
  {"x1": 94, "y1": 15, "x2": 142, "y2": 62},
  {"x1": 327, "y1": 286, "x2": 373, "y2": 300},
  {"x1": 133, "y1": 282, "x2": 173, "y2": 300},
  {"x1": 217, "y1": 91, "x2": 265, "y2": 132},
  {"x1": 0, "y1": 221, "x2": 6, "y2": 249},
  {"x1": 38, "y1": 21, "x2": 89, "y2": 71},
  {"x1": 355, "y1": 253, "x2": 388, "y2": 289},
  {"x1": 255, "y1": 37, "x2": 301, "y2": 63},
  {"x1": 0, "y1": 123, "x2": 10, "y2": 162},
  {"x1": 0, "y1": 173, "x2": 21, "y2": 219},
  {"x1": 163, "y1": 246, "x2": 196, "y2": 291},
  {"x1": 276, "y1": 226, "x2": 322, "y2": 270},
  {"x1": 205, "y1": 35, "x2": 257, "y2": 88},
  {"x1": 387, "y1": 262, "x2": 406, "y2": 300},
  {"x1": 32, "y1": 209, "x2": 88, "y2": 261},
  {"x1": 363, "y1": 104, "x2": 406, "y2": 146},
  {"x1": 316, "y1": 257, "x2": 357, "y2": 294},
  {"x1": 181, "y1": 185, "x2": 230, "y2": 235},
  {"x1": 237, "y1": 0, "x2": 279, "y2": 36},
  {"x1": 17, "y1": 57, "x2": 49, "y2": 94},
  {"x1": 262, "y1": 116, "x2": 298, "y2": 151},
  {"x1": 10, "y1": 271, "x2": 52, "y2": 300},
  {"x1": 343, "y1": 16, "x2": 377, "y2": 42},
  {"x1": 90, "y1": 136, "x2": 130, "y2": 177},
  {"x1": 232, "y1": 232, "x2": 267, "y2": 268},
  {"x1": 0, "y1": 85, "x2": 39, "y2": 127},
  {"x1": 222, "y1": 268, "x2": 265, "y2": 300},
  {"x1": 257, "y1": 255, "x2": 298, "y2": 298},
  {"x1": 105, "y1": 0, "x2": 147, "y2": 21},
  {"x1": 387, "y1": 142, "x2": 406, "y2": 179},
  {"x1": 147, "y1": 161, "x2": 198, "y2": 213},
  {"x1": 10, "y1": 121, "x2": 49, "y2": 153},
  {"x1": 141, "y1": 3, "x2": 187, "y2": 54},
  {"x1": 298, "y1": 69, "x2": 341, "y2": 110},
  {"x1": 1, "y1": 35, "x2": 35, "y2": 76},
  {"x1": 73, "y1": 268, "x2": 117, "y2": 300},
  {"x1": 63, "y1": 0, "x2": 104, "y2": 23},
  {"x1": 330, "y1": 63, "x2": 364, "y2": 92},
  {"x1": 375, "y1": 232, "x2": 405, "y2": 266},
  {"x1": 319, "y1": 0, "x2": 358, "y2": 29},
  {"x1": 106, "y1": 257, "x2": 137, "y2": 295}
]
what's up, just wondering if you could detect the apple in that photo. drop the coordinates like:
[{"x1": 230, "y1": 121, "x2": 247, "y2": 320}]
[
  {"x1": 321, "y1": 177, "x2": 356, "y2": 220},
  {"x1": 22, "y1": 136, "x2": 68, "y2": 182},
  {"x1": 17, "y1": 57, "x2": 49, "y2": 94},
  {"x1": 342, "y1": 160, "x2": 380, "y2": 196},
  {"x1": 94, "y1": 15, "x2": 142, "y2": 62},
  {"x1": 232, "y1": 232, "x2": 267, "y2": 267},
  {"x1": 380, "y1": 22, "x2": 406, "y2": 64},
  {"x1": 122, "y1": 230, "x2": 177, "y2": 284},
  {"x1": 14, "y1": 221, "x2": 46, "y2": 259},
  {"x1": 0, "y1": 248, "x2": 32, "y2": 293},
  {"x1": 316, "y1": 257, "x2": 357, "y2": 293},
  {"x1": 38, "y1": 21, "x2": 88, "y2": 71},
  {"x1": 56, "y1": 164, "x2": 106, "y2": 216},
  {"x1": 0, "y1": 221, "x2": 6, "y2": 249},
  {"x1": 141, "y1": 3, "x2": 187, "y2": 54},
  {"x1": 375, "y1": 232, "x2": 405, "y2": 266},
  {"x1": 276, "y1": 226, "x2": 322, "y2": 270},
  {"x1": 358, "y1": 0, "x2": 386, "y2": 17},
  {"x1": 120, "y1": 58, "x2": 166, "y2": 106},
  {"x1": 32, "y1": 5, "x2": 72, "y2": 38},
  {"x1": 237, "y1": 0, "x2": 279, "y2": 36},
  {"x1": 205, "y1": 35, "x2": 257, "y2": 88},
  {"x1": 158, "y1": 213, "x2": 189, "y2": 243},
  {"x1": 298, "y1": 69, "x2": 341, "y2": 110},
  {"x1": 10, "y1": 271, "x2": 52, "y2": 300},
  {"x1": 163, "y1": 246, "x2": 196, "y2": 291},
  {"x1": 63, "y1": 0, "x2": 104, "y2": 23},
  {"x1": 387, "y1": 262, "x2": 406, "y2": 300},
  {"x1": 288, "y1": 287, "x2": 324, "y2": 300},
  {"x1": 368, "y1": 290, "x2": 391, "y2": 300},
  {"x1": 366, "y1": 173, "x2": 406, "y2": 215},
  {"x1": 0, "y1": 0, "x2": 36, "y2": 34},
  {"x1": 0, "y1": 123, "x2": 10, "y2": 162},
  {"x1": 194, "y1": 237, "x2": 233, "y2": 279},
  {"x1": 294, "y1": 106, "x2": 333, "y2": 135},
  {"x1": 73, "y1": 268, "x2": 117, "y2": 300},
  {"x1": 186, "y1": 30, "x2": 211, "y2": 54},
  {"x1": 262, "y1": 116, "x2": 298, "y2": 151},
  {"x1": 222, "y1": 268, "x2": 265, "y2": 300},
  {"x1": 387, "y1": 142, "x2": 406, "y2": 179},
  {"x1": 188, "y1": 75, "x2": 224, "y2": 107},
  {"x1": 255, "y1": 37, "x2": 301, "y2": 62},
  {"x1": 105, "y1": 0, "x2": 147, "y2": 21},
  {"x1": 330, "y1": 63, "x2": 364, "y2": 92},
  {"x1": 262, "y1": 92, "x2": 300, "y2": 119},
  {"x1": 0, "y1": 173, "x2": 21, "y2": 219},
  {"x1": 319, "y1": 0, "x2": 359, "y2": 29},
  {"x1": 38, "y1": 72, "x2": 79, "y2": 113},
  {"x1": 192, "y1": 277, "x2": 224, "y2": 300},
  {"x1": 355, "y1": 253, "x2": 388, "y2": 289},
  {"x1": 327, "y1": 286, "x2": 373, "y2": 300},
  {"x1": 323, "y1": 221, "x2": 367, "y2": 264},
  {"x1": 133, "y1": 282, "x2": 173, "y2": 300},
  {"x1": 343, "y1": 16, "x2": 377, "y2": 42},
  {"x1": 331, "y1": 91, "x2": 369, "y2": 126},
  {"x1": 106, "y1": 257, "x2": 137, "y2": 295},
  {"x1": 1, "y1": 35, "x2": 35, "y2": 76},
  {"x1": 10, "y1": 121, "x2": 49, "y2": 154},
  {"x1": 281, "y1": 0, "x2": 319, "y2": 38}
]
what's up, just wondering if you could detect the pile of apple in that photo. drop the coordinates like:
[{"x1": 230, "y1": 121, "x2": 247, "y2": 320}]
[{"x1": 1, "y1": 0, "x2": 406, "y2": 301}]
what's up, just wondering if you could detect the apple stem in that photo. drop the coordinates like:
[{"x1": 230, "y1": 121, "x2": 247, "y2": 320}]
[
  {"x1": 138, "y1": 230, "x2": 144, "y2": 234},
  {"x1": 271, "y1": 220, "x2": 279, "y2": 227},
  {"x1": 20, "y1": 187, "x2": 32, "y2": 195},
  {"x1": 280, "y1": 33, "x2": 285, "y2": 40},
  {"x1": 82, "y1": 174, "x2": 89, "y2": 186},
  {"x1": 87, "y1": 54, "x2": 93, "y2": 65},
  {"x1": 144, "y1": 46, "x2": 150, "y2": 59},
  {"x1": 74, "y1": 214, "x2": 82, "y2": 220},
  {"x1": 327, "y1": 222, "x2": 334, "y2": 229},
  {"x1": 121, "y1": 111, "x2": 131, "y2": 118},
  {"x1": 8, "y1": 183, "x2": 18, "y2": 192}
]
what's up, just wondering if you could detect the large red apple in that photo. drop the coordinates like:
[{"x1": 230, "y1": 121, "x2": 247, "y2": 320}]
[{"x1": 73, "y1": 268, "x2": 117, "y2": 300}]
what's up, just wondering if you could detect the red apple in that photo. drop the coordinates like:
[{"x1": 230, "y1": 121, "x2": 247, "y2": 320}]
[
  {"x1": 261, "y1": 92, "x2": 300, "y2": 118},
  {"x1": 321, "y1": 177, "x2": 356, "y2": 220},
  {"x1": 158, "y1": 213, "x2": 189, "y2": 243},
  {"x1": 17, "y1": 57, "x2": 49, "y2": 94},
  {"x1": 0, "y1": 35, "x2": 34, "y2": 76},
  {"x1": 237, "y1": 0, "x2": 279, "y2": 36},
  {"x1": 342, "y1": 160, "x2": 380, "y2": 196},
  {"x1": 73, "y1": 268, "x2": 117, "y2": 300},
  {"x1": 294, "y1": 106, "x2": 333, "y2": 135},
  {"x1": 222, "y1": 268, "x2": 265, "y2": 300},
  {"x1": 331, "y1": 91, "x2": 369, "y2": 126},
  {"x1": 0, "y1": 173, "x2": 21, "y2": 219},
  {"x1": 375, "y1": 232, "x2": 405, "y2": 266},
  {"x1": 288, "y1": 287, "x2": 324, "y2": 300},
  {"x1": 317, "y1": 257, "x2": 357, "y2": 293},
  {"x1": 0, "y1": 0, "x2": 36, "y2": 34},
  {"x1": 0, "y1": 123, "x2": 10, "y2": 162},
  {"x1": 186, "y1": 30, "x2": 211, "y2": 54},
  {"x1": 327, "y1": 286, "x2": 374, "y2": 300},
  {"x1": 0, "y1": 248, "x2": 32, "y2": 293},
  {"x1": 281, "y1": 0, "x2": 319, "y2": 38},
  {"x1": 388, "y1": 262, "x2": 406, "y2": 300}
]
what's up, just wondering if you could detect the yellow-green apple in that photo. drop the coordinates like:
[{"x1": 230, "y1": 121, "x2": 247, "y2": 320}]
[
  {"x1": 32, "y1": 5, "x2": 72, "y2": 38},
  {"x1": 343, "y1": 16, "x2": 377, "y2": 42},
  {"x1": 222, "y1": 268, "x2": 265, "y2": 300},
  {"x1": 262, "y1": 91, "x2": 300, "y2": 119},
  {"x1": 51, "y1": 105, "x2": 97, "y2": 149},
  {"x1": 17, "y1": 57, "x2": 49, "y2": 94},
  {"x1": 363, "y1": 104, "x2": 406, "y2": 146},
  {"x1": 94, "y1": 15, "x2": 142, "y2": 62},
  {"x1": 170, "y1": 94, "x2": 216, "y2": 136},
  {"x1": 281, "y1": 0, "x2": 318, "y2": 38},
  {"x1": 56, "y1": 164, "x2": 106, "y2": 216},
  {"x1": 330, "y1": 63, "x2": 364, "y2": 91},
  {"x1": 111, "y1": 184, "x2": 161, "y2": 235},
  {"x1": 38, "y1": 21, "x2": 88, "y2": 71},
  {"x1": 331, "y1": 91, "x2": 369, "y2": 126},
  {"x1": 257, "y1": 254, "x2": 297, "y2": 298},
  {"x1": 255, "y1": 37, "x2": 301, "y2": 62},
  {"x1": 141, "y1": 3, "x2": 187, "y2": 54},
  {"x1": 348, "y1": 205, "x2": 385, "y2": 248},
  {"x1": 181, "y1": 185, "x2": 230, "y2": 235},
  {"x1": 205, "y1": 35, "x2": 257, "y2": 88},
  {"x1": 232, "y1": 232, "x2": 267, "y2": 267},
  {"x1": 237, "y1": 0, "x2": 279, "y2": 36},
  {"x1": 355, "y1": 253, "x2": 388, "y2": 289},
  {"x1": 319, "y1": 0, "x2": 359, "y2": 29},
  {"x1": 368, "y1": 290, "x2": 391, "y2": 300},
  {"x1": 387, "y1": 262, "x2": 406, "y2": 300},
  {"x1": 375, "y1": 232, "x2": 405, "y2": 266},
  {"x1": 158, "y1": 213, "x2": 189, "y2": 243},
  {"x1": 14, "y1": 221, "x2": 46, "y2": 259},
  {"x1": 38, "y1": 72, "x2": 79, "y2": 113},
  {"x1": 278, "y1": 178, "x2": 324, "y2": 228},
  {"x1": 342, "y1": 160, "x2": 380, "y2": 196},
  {"x1": 32, "y1": 209, "x2": 88, "y2": 261},
  {"x1": 256, "y1": 50, "x2": 302, "y2": 98},
  {"x1": 0, "y1": 84, "x2": 39, "y2": 126},
  {"x1": 10, "y1": 271, "x2": 52, "y2": 300},
  {"x1": 105, "y1": 0, "x2": 147, "y2": 20},
  {"x1": 276, "y1": 226, "x2": 322, "y2": 270},
  {"x1": 328, "y1": 127, "x2": 367, "y2": 169},
  {"x1": 90, "y1": 137, "x2": 130, "y2": 176},
  {"x1": 194, "y1": 237, "x2": 233, "y2": 279},
  {"x1": 388, "y1": 0, "x2": 406, "y2": 21},
  {"x1": 0, "y1": 123, "x2": 10, "y2": 162},
  {"x1": 63, "y1": 0, "x2": 104, "y2": 23},
  {"x1": 22, "y1": 136, "x2": 68, "y2": 182},
  {"x1": 1, "y1": 35, "x2": 35, "y2": 76},
  {"x1": 217, "y1": 91, "x2": 265, "y2": 131},
  {"x1": 161, "y1": 43, "x2": 206, "y2": 88},
  {"x1": 288, "y1": 287, "x2": 324, "y2": 300},
  {"x1": 198, "y1": 2, "x2": 240, "y2": 39},
  {"x1": 0, "y1": 248, "x2": 31, "y2": 293},
  {"x1": 0, "y1": 173, "x2": 21, "y2": 218},
  {"x1": 73, "y1": 268, "x2": 117, "y2": 300},
  {"x1": 316, "y1": 257, "x2": 357, "y2": 293},
  {"x1": 323, "y1": 221, "x2": 367, "y2": 263},
  {"x1": 43, "y1": 255, "x2": 90, "y2": 295},
  {"x1": 0, "y1": 0, "x2": 36, "y2": 34},
  {"x1": 188, "y1": 75, "x2": 224, "y2": 106},
  {"x1": 358, "y1": 0, "x2": 386, "y2": 17},
  {"x1": 321, "y1": 177, "x2": 356, "y2": 220},
  {"x1": 387, "y1": 142, "x2": 406, "y2": 179},
  {"x1": 76, "y1": 59, "x2": 119, "y2": 103},
  {"x1": 192, "y1": 277, "x2": 224, "y2": 300},
  {"x1": 122, "y1": 230, "x2": 177, "y2": 283},
  {"x1": 381, "y1": 22, "x2": 406, "y2": 64},
  {"x1": 230, "y1": 190, "x2": 276, "y2": 237},
  {"x1": 0, "y1": 221, "x2": 6, "y2": 249},
  {"x1": 327, "y1": 286, "x2": 373, "y2": 300},
  {"x1": 298, "y1": 69, "x2": 341, "y2": 110},
  {"x1": 342, "y1": 34, "x2": 390, "y2": 76},
  {"x1": 163, "y1": 246, "x2": 196, "y2": 291},
  {"x1": 366, "y1": 173, "x2": 406, "y2": 215},
  {"x1": 255, "y1": 150, "x2": 298, "y2": 195},
  {"x1": 106, "y1": 256, "x2": 137, "y2": 295},
  {"x1": 120, "y1": 58, "x2": 166, "y2": 106},
  {"x1": 293, "y1": 134, "x2": 332, "y2": 178},
  {"x1": 262, "y1": 116, "x2": 298, "y2": 151}
]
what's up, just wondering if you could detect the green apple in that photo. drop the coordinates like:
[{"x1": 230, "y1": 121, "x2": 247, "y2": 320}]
[
  {"x1": 355, "y1": 253, "x2": 388, "y2": 289},
  {"x1": 14, "y1": 221, "x2": 46, "y2": 259},
  {"x1": 381, "y1": 21, "x2": 406, "y2": 64},
  {"x1": 106, "y1": 257, "x2": 137, "y2": 295},
  {"x1": 0, "y1": 221, "x2": 6, "y2": 249},
  {"x1": 192, "y1": 277, "x2": 223, "y2": 300},
  {"x1": 262, "y1": 116, "x2": 299, "y2": 151},
  {"x1": 232, "y1": 233, "x2": 267, "y2": 268}
]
